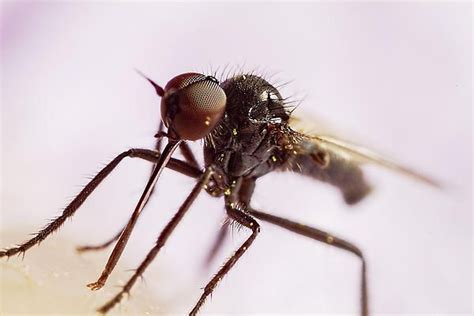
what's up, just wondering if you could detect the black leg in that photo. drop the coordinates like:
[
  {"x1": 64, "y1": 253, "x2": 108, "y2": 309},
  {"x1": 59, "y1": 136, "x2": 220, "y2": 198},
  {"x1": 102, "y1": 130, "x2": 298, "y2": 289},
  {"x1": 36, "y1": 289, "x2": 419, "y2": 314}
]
[
  {"x1": 203, "y1": 178, "x2": 256, "y2": 267},
  {"x1": 0, "y1": 148, "x2": 199, "y2": 258},
  {"x1": 87, "y1": 141, "x2": 182, "y2": 291},
  {"x1": 247, "y1": 208, "x2": 368, "y2": 316},
  {"x1": 151, "y1": 121, "x2": 199, "y2": 193},
  {"x1": 190, "y1": 205, "x2": 260, "y2": 315},
  {"x1": 76, "y1": 148, "x2": 203, "y2": 254},
  {"x1": 154, "y1": 121, "x2": 165, "y2": 152},
  {"x1": 97, "y1": 167, "x2": 214, "y2": 314},
  {"x1": 154, "y1": 122, "x2": 201, "y2": 169}
]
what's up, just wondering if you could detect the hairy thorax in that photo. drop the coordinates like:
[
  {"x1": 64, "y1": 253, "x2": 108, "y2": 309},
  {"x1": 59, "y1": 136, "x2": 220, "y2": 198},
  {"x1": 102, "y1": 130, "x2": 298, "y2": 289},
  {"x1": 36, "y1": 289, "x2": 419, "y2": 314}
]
[{"x1": 203, "y1": 74, "x2": 294, "y2": 182}]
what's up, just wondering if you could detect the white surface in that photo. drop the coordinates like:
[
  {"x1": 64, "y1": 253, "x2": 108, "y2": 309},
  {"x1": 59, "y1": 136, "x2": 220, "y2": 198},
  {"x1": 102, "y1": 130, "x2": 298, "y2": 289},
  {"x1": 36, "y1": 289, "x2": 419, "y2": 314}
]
[
  {"x1": 1, "y1": 231, "x2": 166, "y2": 315},
  {"x1": 1, "y1": 2, "x2": 471, "y2": 315}
]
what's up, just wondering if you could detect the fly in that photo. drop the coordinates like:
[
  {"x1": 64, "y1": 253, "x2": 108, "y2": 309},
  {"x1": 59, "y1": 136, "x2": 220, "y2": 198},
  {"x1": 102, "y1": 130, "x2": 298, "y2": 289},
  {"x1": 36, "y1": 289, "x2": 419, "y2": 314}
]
[{"x1": 0, "y1": 70, "x2": 439, "y2": 315}]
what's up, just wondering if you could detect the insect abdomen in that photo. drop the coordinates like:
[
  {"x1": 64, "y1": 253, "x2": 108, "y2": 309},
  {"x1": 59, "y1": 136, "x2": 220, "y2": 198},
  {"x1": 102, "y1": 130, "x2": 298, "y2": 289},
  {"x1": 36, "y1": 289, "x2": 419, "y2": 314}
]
[{"x1": 287, "y1": 140, "x2": 372, "y2": 204}]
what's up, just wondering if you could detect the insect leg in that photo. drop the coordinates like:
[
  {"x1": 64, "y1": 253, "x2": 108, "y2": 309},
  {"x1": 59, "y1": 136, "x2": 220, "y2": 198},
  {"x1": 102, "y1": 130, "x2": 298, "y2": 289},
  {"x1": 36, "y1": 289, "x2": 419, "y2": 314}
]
[
  {"x1": 155, "y1": 122, "x2": 199, "y2": 169},
  {"x1": 0, "y1": 148, "x2": 197, "y2": 258},
  {"x1": 75, "y1": 149, "x2": 203, "y2": 254},
  {"x1": 203, "y1": 178, "x2": 256, "y2": 266},
  {"x1": 154, "y1": 121, "x2": 165, "y2": 152},
  {"x1": 97, "y1": 167, "x2": 213, "y2": 314},
  {"x1": 152, "y1": 122, "x2": 199, "y2": 204},
  {"x1": 247, "y1": 208, "x2": 368, "y2": 316},
  {"x1": 87, "y1": 141, "x2": 182, "y2": 291},
  {"x1": 75, "y1": 151, "x2": 161, "y2": 254},
  {"x1": 190, "y1": 205, "x2": 260, "y2": 315}
]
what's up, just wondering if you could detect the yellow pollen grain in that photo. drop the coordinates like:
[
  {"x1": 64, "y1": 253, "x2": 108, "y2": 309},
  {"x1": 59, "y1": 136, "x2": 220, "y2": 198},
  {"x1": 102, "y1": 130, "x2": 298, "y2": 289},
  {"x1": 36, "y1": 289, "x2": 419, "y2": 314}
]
[
  {"x1": 271, "y1": 156, "x2": 277, "y2": 162},
  {"x1": 224, "y1": 188, "x2": 231, "y2": 196},
  {"x1": 204, "y1": 116, "x2": 211, "y2": 126},
  {"x1": 232, "y1": 128, "x2": 238, "y2": 136}
]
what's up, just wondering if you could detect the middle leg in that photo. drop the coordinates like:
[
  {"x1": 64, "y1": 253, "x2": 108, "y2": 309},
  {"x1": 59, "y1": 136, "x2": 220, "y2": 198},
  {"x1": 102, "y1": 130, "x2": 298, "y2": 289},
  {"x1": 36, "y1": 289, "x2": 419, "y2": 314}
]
[
  {"x1": 87, "y1": 141, "x2": 183, "y2": 290},
  {"x1": 190, "y1": 204, "x2": 260, "y2": 315},
  {"x1": 77, "y1": 144, "x2": 202, "y2": 254},
  {"x1": 203, "y1": 178, "x2": 256, "y2": 266},
  {"x1": 97, "y1": 167, "x2": 213, "y2": 314}
]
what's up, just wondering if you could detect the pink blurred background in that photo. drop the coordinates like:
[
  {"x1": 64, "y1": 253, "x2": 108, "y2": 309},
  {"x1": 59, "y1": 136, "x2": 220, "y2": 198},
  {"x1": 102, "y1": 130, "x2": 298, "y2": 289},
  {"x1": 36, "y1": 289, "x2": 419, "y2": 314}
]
[{"x1": 1, "y1": 2, "x2": 471, "y2": 314}]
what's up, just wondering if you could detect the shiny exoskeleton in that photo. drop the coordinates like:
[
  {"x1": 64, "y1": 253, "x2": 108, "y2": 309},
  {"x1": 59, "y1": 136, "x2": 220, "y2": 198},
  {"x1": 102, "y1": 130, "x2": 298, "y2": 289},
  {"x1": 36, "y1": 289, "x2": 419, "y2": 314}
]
[
  {"x1": 204, "y1": 74, "x2": 370, "y2": 205},
  {"x1": 206, "y1": 74, "x2": 290, "y2": 179}
]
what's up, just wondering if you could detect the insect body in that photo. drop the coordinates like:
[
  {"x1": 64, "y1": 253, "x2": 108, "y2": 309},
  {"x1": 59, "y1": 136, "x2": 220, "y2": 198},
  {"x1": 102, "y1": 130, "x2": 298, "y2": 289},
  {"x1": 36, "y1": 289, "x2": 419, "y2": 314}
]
[
  {"x1": 1, "y1": 70, "x2": 437, "y2": 315},
  {"x1": 206, "y1": 74, "x2": 373, "y2": 205}
]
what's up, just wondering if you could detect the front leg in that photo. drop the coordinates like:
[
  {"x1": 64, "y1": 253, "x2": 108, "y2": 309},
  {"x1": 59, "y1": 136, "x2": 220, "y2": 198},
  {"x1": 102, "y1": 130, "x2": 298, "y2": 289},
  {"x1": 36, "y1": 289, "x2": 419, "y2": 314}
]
[
  {"x1": 86, "y1": 141, "x2": 182, "y2": 291},
  {"x1": 0, "y1": 148, "x2": 198, "y2": 258},
  {"x1": 96, "y1": 167, "x2": 214, "y2": 314}
]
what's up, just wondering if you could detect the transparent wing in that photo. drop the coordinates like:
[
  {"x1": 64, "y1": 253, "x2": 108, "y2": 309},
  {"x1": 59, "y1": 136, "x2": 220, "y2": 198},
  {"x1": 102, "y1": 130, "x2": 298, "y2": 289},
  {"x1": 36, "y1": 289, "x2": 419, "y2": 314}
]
[
  {"x1": 289, "y1": 115, "x2": 441, "y2": 188},
  {"x1": 310, "y1": 135, "x2": 440, "y2": 187}
]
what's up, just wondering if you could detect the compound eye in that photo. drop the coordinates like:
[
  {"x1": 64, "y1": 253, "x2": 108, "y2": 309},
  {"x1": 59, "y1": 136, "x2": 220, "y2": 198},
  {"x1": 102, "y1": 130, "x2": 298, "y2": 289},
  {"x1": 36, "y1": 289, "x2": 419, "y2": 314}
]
[{"x1": 161, "y1": 73, "x2": 226, "y2": 141}]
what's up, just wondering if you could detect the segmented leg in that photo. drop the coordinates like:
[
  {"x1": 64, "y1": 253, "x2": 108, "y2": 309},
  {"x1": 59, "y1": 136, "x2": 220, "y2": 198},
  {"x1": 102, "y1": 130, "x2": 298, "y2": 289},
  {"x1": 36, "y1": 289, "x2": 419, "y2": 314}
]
[
  {"x1": 80, "y1": 136, "x2": 202, "y2": 254},
  {"x1": 97, "y1": 167, "x2": 214, "y2": 314},
  {"x1": 247, "y1": 208, "x2": 368, "y2": 316},
  {"x1": 190, "y1": 206, "x2": 260, "y2": 315},
  {"x1": 154, "y1": 121, "x2": 165, "y2": 152},
  {"x1": 154, "y1": 122, "x2": 200, "y2": 168},
  {"x1": 87, "y1": 141, "x2": 182, "y2": 291},
  {"x1": 155, "y1": 121, "x2": 199, "y2": 169},
  {"x1": 76, "y1": 145, "x2": 202, "y2": 254},
  {"x1": 203, "y1": 178, "x2": 256, "y2": 267},
  {"x1": 0, "y1": 148, "x2": 199, "y2": 258}
]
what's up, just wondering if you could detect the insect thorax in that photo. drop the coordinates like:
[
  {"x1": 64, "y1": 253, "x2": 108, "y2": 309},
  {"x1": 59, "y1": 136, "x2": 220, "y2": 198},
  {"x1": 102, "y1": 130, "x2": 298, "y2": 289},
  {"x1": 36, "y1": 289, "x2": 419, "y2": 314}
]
[{"x1": 204, "y1": 74, "x2": 295, "y2": 182}]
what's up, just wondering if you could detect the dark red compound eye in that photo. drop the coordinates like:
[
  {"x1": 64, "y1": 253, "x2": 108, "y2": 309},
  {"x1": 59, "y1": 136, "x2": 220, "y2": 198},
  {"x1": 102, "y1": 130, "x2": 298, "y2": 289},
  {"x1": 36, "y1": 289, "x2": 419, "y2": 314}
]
[{"x1": 161, "y1": 73, "x2": 226, "y2": 141}]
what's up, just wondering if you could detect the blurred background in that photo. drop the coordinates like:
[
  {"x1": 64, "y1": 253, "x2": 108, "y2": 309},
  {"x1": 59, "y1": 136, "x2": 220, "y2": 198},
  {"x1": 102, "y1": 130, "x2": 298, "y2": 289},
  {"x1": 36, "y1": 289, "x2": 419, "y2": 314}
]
[{"x1": 1, "y1": 2, "x2": 471, "y2": 315}]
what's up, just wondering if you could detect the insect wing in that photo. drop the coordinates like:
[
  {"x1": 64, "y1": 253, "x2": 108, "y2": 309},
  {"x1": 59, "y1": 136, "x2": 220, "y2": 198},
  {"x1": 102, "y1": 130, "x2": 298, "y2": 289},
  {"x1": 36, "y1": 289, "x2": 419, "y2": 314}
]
[
  {"x1": 309, "y1": 135, "x2": 440, "y2": 187},
  {"x1": 289, "y1": 115, "x2": 440, "y2": 188}
]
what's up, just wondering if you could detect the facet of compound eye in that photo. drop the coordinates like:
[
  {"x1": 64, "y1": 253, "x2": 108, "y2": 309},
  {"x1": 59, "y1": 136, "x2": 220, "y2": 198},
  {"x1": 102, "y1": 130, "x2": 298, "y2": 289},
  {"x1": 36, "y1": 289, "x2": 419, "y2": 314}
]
[
  {"x1": 164, "y1": 73, "x2": 207, "y2": 92},
  {"x1": 161, "y1": 73, "x2": 226, "y2": 140}
]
